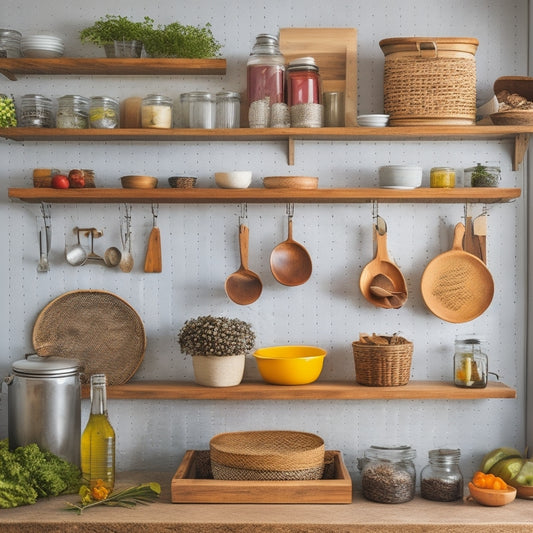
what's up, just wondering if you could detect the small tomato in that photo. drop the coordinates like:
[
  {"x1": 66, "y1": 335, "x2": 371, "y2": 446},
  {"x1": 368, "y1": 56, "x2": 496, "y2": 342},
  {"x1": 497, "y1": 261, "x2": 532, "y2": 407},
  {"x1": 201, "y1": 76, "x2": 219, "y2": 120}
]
[
  {"x1": 51, "y1": 174, "x2": 70, "y2": 189},
  {"x1": 68, "y1": 169, "x2": 85, "y2": 188}
]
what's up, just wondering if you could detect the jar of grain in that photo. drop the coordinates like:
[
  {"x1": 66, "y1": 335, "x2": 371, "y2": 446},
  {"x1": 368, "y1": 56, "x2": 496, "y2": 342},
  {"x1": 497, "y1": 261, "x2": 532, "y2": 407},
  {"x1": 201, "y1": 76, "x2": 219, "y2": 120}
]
[
  {"x1": 141, "y1": 94, "x2": 173, "y2": 129},
  {"x1": 430, "y1": 167, "x2": 456, "y2": 188},
  {"x1": 56, "y1": 95, "x2": 89, "y2": 129},
  {"x1": 89, "y1": 96, "x2": 119, "y2": 128},
  {"x1": 358, "y1": 445, "x2": 416, "y2": 503},
  {"x1": 420, "y1": 448, "x2": 463, "y2": 502}
]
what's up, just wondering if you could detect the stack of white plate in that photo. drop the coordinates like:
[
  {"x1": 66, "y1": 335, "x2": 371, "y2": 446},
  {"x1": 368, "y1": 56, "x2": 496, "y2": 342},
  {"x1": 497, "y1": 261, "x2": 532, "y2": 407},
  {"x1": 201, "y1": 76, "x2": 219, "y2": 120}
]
[
  {"x1": 21, "y1": 34, "x2": 64, "y2": 58},
  {"x1": 379, "y1": 165, "x2": 422, "y2": 189},
  {"x1": 358, "y1": 114, "x2": 389, "y2": 127}
]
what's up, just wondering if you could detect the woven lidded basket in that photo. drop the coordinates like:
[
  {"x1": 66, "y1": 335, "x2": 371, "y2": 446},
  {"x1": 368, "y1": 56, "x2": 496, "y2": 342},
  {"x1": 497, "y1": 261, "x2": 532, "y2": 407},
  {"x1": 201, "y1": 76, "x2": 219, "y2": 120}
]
[
  {"x1": 210, "y1": 430, "x2": 325, "y2": 481},
  {"x1": 379, "y1": 37, "x2": 479, "y2": 126},
  {"x1": 352, "y1": 335, "x2": 413, "y2": 387}
]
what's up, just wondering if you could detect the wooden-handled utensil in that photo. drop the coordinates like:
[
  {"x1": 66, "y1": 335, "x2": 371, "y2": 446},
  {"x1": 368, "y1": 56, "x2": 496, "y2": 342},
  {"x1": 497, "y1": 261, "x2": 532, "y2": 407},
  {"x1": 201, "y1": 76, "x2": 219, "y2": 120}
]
[
  {"x1": 144, "y1": 204, "x2": 162, "y2": 273},
  {"x1": 473, "y1": 213, "x2": 487, "y2": 264}
]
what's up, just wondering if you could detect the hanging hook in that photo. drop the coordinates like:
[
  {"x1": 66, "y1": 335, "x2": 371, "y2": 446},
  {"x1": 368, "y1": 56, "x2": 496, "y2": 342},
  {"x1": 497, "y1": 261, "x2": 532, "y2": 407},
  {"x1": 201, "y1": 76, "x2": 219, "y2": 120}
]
[
  {"x1": 239, "y1": 203, "x2": 248, "y2": 224},
  {"x1": 372, "y1": 200, "x2": 379, "y2": 221},
  {"x1": 286, "y1": 202, "x2": 294, "y2": 218},
  {"x1": 151, "y1": 203, "x2": 159, "y2": 222},
  {"x1": 40, "y1": 202, "x2": 52, "y2": 256}
]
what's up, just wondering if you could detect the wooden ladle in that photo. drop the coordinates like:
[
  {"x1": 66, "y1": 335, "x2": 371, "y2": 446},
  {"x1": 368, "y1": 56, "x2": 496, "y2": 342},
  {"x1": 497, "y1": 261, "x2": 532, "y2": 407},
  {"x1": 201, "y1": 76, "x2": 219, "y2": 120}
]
[
  {"x1": 270, "y1": 212, "x2": 312, "y2": 286},
  {"x1": 225, "y1": 224, "x2": 262, "y2": 305}
]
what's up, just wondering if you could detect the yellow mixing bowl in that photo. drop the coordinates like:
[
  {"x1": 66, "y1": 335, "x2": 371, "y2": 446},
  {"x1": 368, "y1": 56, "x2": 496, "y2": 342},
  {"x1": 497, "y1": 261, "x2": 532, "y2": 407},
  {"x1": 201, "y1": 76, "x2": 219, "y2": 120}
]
[{"x1": 253, "y1": 346, "x2": 327, "y2": 385}]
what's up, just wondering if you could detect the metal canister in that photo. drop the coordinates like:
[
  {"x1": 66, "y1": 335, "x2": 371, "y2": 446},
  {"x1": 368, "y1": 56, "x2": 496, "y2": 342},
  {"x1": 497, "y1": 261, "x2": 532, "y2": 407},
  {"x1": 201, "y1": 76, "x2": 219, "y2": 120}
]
[{"x1": 5, "y1": 354, "x2": 81, "y2": 465}]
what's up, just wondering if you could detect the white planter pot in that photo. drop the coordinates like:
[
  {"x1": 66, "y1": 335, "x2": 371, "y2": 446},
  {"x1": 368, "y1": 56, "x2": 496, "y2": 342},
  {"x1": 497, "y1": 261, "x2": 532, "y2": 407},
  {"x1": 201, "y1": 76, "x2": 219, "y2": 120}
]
[{"x1": 192, "y1": 354, "x2": 245, "y2": 387}]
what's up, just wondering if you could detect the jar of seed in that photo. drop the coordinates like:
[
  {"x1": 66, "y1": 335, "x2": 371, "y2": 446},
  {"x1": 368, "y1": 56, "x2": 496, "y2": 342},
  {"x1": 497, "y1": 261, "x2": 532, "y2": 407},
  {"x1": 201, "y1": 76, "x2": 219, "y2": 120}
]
[
  {"x1": 56, "y1": 95, "x2": 89, "y2": 128},
  {"x1": 358, "y1": 445, "x2": 416, "y2": 503},
  {"x1": 420, "y1": 448, "x2": 463, "y2": 502},
  {"x1": 20, "y1": 94, "x2": 53, "y2": 127},
  {"x1": 89, "y1": 96, "x2": 119, "y2": 128}
]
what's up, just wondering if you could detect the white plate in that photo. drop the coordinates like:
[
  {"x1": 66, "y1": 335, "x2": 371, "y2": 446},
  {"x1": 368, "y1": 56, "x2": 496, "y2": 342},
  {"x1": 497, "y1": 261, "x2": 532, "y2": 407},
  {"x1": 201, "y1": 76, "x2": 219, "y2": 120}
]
[{"x1": 379, "y1": 185, "x2": 419, "y2": 189}]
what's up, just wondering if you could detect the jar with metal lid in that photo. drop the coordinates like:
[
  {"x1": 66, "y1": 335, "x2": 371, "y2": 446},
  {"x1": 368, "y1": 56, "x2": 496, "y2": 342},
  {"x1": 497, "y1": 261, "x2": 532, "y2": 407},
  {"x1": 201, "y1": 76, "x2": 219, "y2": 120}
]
[
  {"x1": 247, "y1": 33, "x2": 285, "y2": 128},
  {"x1": 0, "y1": 29, "x2": 22, "y2": 57},
  {"x1": 454, "y1": 335, "x2": 488, "y2": 388},
  {"x1": 420, "y1": 448, "x2": 463, "y2": 501},
  {"x1": 4, "y1": 354, "x2": 81, "y2": 465},
  {"x1": 287, "y1": 56, "x2": 324, "y2": 128},
  {"x1": 89, "y1": 96, "x2": 119, "y2": 128},
  {"x1": 141, "y1": 94, "x2": 173, "y2": 129},
  {"x1": 358, "y1": 445, "x2": 416, "y2": 503},
  {"x1": 56, "y1": 95, "x2": 89, "y2": 129},
  {"x1": 186, "y1": 91, "x2": 215, "y2": 129},
  {"x1": 430, "y1": 166, "x2": 456, "y2": 188},
  {"x1": 464, "y1": 162, "x2": 501, "y2": 187},
  {"x1": 215, "y1": 91, "x2": 241, "y2": 128},
  {"x1": 19, "y1": 94, "x2": 53, "y2": 127}
]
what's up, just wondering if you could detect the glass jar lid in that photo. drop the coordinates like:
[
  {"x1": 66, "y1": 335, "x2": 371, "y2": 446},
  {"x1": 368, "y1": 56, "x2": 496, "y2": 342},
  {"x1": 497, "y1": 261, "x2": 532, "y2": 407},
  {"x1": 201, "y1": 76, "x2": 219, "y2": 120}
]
[
  {"x1": 288, "y1": 56, "x2": 319, "y2": 71},
  {"x1": 428, "y1": 448, "x2": 461, "y2": 464},
  {"x1": 142, "y1": 94, "x2": 173, "y2": 105},
  {"x1": 216, "y1": 91, "x2": 241, "y2": 100},
  {"x1": 251, "y1": 33, "x2": 281, "y2": 55},
  {"x1": 185, "y1": 91, "x2": 215, "y2": 102},
  {"x1": 364, "y1": 445, "x2": 416, "y2": 462}
]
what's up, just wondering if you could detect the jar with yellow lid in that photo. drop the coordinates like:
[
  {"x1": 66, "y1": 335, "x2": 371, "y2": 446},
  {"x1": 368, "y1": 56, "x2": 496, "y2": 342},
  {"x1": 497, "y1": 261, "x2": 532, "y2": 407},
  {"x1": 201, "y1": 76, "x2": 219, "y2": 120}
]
[{"x1": 430, "y1": 167, "x2": 456, "y2": 188}]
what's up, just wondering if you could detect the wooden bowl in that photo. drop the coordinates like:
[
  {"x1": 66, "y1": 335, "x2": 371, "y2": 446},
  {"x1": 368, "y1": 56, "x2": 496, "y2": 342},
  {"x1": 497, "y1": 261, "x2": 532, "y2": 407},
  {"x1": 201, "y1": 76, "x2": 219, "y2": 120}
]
[
  {"x1": 468, "y1": 482, "x2": 517, "y2": 506},
  {"x1": 490, "y1": 110, "x2": 533, "y2": 125},
  {"x1": 120, "y1": 175, "x2": 158, "y2": 189},
  {"x1": 514, "y1": 484, "x2": 533, "y2": 499},
  {"x1": 263, "y1": 176, "x2": 319, "y2": 189}
]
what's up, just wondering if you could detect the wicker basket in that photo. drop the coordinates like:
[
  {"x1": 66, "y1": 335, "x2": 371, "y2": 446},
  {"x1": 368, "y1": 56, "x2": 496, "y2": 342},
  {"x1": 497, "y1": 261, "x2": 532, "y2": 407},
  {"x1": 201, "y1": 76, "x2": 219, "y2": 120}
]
[
  {"x1": 379, "y1": 37, "x2": 478, "y2": 126},
  {"x1": 352, "y1": 337, "x2": 413, "y2": 386},
  {"x1": 32, "y1": 169, "x2": 95, "y2": 188},
  {"x1": 210, "y1": 430, "x2": 325, "y2": 481}
]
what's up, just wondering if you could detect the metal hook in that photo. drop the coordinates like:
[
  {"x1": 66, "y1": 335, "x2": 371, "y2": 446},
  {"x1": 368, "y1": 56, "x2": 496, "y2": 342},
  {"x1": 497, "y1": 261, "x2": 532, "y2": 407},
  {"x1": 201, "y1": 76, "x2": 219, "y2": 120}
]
[
  {"x1": 151, "y1": 203, "x2": 159, "y2": 222},
  {"x1": 239, "y1": 203, "x2": 248, "y2": 224},
  {"x1": 286, "y1": 203, "x2": 294, "y2": 218},
  {"x1": 372, "y1": 200, "x2": 379, "y2": 221},
  {"x1": 40, "y1": 202, "x2": 52, "y2": 256}
]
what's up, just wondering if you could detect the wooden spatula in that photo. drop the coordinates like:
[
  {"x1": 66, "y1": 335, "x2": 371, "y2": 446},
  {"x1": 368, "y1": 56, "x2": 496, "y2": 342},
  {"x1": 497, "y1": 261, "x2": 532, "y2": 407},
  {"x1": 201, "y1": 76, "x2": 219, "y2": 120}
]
[{"x1": 144, "y1": 204, "x2": 162, "y2": 273}]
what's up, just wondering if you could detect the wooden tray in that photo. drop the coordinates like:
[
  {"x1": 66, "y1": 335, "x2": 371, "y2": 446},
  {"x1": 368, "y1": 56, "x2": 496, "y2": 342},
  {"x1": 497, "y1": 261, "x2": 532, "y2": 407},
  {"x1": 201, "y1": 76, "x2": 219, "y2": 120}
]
[
  {"x1": 280, "y1": 28, "x2": 357, "y2": 127},
  {"x1": 171, "y1": 450, "x2": 352, "y2": 504}
]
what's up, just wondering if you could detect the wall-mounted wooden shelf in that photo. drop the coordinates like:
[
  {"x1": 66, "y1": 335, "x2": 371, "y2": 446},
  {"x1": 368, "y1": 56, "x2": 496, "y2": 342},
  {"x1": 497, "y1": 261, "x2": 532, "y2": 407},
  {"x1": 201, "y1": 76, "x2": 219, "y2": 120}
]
[{"x1": 80, "y1": 380, "x2": 516, "y2": 400}]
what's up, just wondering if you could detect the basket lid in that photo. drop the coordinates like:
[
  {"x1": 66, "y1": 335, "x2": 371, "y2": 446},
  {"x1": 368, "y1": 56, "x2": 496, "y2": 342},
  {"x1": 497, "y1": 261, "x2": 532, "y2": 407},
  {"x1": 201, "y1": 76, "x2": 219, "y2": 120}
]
[{"x1": 379, "y1": 37, "x2": 478, "y2": 56}]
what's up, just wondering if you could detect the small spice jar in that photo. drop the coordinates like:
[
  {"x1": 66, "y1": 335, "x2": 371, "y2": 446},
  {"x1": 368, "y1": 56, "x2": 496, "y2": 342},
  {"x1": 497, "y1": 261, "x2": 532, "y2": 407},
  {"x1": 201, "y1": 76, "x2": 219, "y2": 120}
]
[
  {"x1": 358, "y1": 445, "x2": 416, "y2": 503},
  {"x1": 141, "y1": 94, "x2": 173, "y2": 129},
  {"x1": 56, "y1": 95, "x2": 89, "y2": 129},
  {"x1": 89, "y1": 96, "x2": 119, "y2": 128},
  {"x1": 420, "y1": 448, "x2": 463, "y2": 502},
  {"x1": 19, "y1": 94, "x2": 53, "y2": 127},
  {"x1": 454, "y1": 335, "x2": 488, "y2": 388},
  {"x1": 215, "y1": 91, "x2": 240, "y2": 128},
  {"x1": 430, "y1": 167, "x2": 456, "y2": 188}
]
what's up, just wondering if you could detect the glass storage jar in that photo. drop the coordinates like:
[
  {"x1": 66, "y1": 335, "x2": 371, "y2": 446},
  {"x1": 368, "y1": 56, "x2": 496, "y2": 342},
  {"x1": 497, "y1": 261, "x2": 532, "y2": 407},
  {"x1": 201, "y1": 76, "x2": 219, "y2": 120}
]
[
  {"x1": 454, "y1": 335, "x2": 488, "y2": 388},
  {"x1": 141, "y1": 94, "x2": 173, "y2": 129},
  {"x1": 186, "y1": 92, "x2": 215, "y2": 129},
  {"x1": 247, "y1": 33, "x2": 286, "y2": 128},
  {"x1": 420, "y1": 448, "x2": 463, "y2": 501},
  {"x1": 359, "y1": 445, "x2": 416, "y2": 503},
  {"x1": 0, "y1": 29, "x2": 22, "y2": 57},
  {"x1": 19, "y1": 94, "x2": 53, "y2": 127},
  {"x1": 89, "y1": 96, "x2": 119, "y2": 128},
  {"x1": 56, "y1": 95, "x2": 89, "y2": 129},
  {"x1": 430, "y1": 167, "x2": 456, "y2": 188},
  {"x1": 215, "y1": 91, "x2": 241, "y2": 128},
  {"x1": 464, "y1": 163, "x2": 501, "y2": 187}
]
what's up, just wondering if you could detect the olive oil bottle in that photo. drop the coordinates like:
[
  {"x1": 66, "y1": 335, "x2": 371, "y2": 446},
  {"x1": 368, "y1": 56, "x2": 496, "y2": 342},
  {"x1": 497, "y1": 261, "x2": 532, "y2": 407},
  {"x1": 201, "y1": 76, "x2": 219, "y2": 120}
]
[{"x1": 81, "y1": 374, "x2": 115, "y2": 490}]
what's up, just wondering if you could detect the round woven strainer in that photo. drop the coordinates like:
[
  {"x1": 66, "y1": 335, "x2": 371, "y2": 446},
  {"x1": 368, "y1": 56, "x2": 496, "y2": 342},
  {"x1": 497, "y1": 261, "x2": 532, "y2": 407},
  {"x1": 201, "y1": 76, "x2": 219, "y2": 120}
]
[{"x1": 32, "y1": 290, "x2": 146, "y2": 384}]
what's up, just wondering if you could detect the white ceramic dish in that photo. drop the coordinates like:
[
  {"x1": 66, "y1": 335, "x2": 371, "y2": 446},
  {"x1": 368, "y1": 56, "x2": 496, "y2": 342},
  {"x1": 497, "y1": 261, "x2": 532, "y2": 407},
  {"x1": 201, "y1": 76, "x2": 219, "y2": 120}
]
[
  {"x1": 215, "y1": 171, "x2": 252, "y2": 189},
  {"x1": 358, "y1": 114, "x2": 389, "y2": 127},
  {"x1": 379, "y1": 165, "x2": 422, "y2": 189}
]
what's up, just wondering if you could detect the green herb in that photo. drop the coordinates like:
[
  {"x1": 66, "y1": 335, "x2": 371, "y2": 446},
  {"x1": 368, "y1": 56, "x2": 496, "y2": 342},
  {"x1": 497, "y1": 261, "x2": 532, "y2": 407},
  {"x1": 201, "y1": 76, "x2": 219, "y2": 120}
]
[
  {"x1": 80, "y1": 15, "x2": 154, "y2": 46},
  {"x1": 0, "y1": 95, "x2": 17, "y2": 127},
  {"x1": 66, "y1": 482, "x2": 161, "y2": 514},
  {"x1": 470, "y1": 163, "x2": 500, "y2": 187},
  {"x1": 0, "y1": 439, "x2": 82, "y2": 509},
  {"x1": 178, "y1": 315, "x2": 255, "y2": 356}
]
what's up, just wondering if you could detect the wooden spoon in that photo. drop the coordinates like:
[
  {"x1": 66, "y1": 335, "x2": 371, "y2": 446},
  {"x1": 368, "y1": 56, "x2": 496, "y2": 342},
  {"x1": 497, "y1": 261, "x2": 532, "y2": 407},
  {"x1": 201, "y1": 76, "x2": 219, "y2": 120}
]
[
  {"x1": 225, "y1": 224, "x2": 262, "y2": 305},
  {"x1": 144, "y1": 204, "x2": 162, "y2": 273},
  {"x1": 270, "y1": 214, "x2": 312, "y2": 286}
]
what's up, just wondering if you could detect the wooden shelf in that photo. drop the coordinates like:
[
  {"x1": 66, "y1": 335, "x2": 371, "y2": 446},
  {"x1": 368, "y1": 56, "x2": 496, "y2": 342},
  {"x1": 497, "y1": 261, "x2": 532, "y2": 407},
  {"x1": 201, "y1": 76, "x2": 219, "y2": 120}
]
[
  {"x1": 8, "y1": 186, "x2": 521, "y2": 204},
  {"x1": 0, "y1": 57, "x2": 227, "y2": 80},
  {"x1": 80, "y1": 380, "x2": 516, "y2": 400},
  {"x1": 1, "y1": 126, "x2": 529, "y2": 168}
]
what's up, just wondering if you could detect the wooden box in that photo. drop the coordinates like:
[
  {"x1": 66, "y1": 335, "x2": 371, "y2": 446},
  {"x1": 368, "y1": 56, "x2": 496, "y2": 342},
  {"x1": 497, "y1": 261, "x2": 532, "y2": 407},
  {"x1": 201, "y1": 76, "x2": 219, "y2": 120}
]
[
  {"x1": 171, "y1": 450, "x2": 352, "y2": 504},
  {"x1": 279, "y1": 28, "x2": 357, "y2": 127}
]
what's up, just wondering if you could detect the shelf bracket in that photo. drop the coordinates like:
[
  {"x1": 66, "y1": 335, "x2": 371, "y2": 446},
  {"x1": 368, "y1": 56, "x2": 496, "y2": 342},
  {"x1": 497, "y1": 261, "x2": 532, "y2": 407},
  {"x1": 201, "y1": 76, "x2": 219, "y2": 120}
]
[
  {"x1": 513, "y1": 133, "x2": 530, "y2": 171},
  {"x1": 288, "y1": 137, "x2": 295, "y2": 165},
  {"x1": 0, "y1": 68, "x2": 16, "y2": 81}
]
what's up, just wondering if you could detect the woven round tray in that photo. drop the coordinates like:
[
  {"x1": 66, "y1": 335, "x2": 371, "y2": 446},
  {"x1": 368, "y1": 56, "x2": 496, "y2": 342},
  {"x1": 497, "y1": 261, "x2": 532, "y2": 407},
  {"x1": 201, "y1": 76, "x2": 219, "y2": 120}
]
[
  {"x1": 210, "y1": 430, "x2": 325, "y2": 475},
  {"x1": 32, "y1": 290, "x2": 146, "y2": 385}
]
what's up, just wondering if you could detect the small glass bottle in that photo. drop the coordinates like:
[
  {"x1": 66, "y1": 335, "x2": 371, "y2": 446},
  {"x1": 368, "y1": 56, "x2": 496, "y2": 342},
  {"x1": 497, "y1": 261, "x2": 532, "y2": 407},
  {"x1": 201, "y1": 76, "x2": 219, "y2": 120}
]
[
  {"x1": 89, "y1": 96, "x2": 119, "y2": 128},
  {"x1": 430, "y1": 167, "x2": 456, "y2": 188},
  {"x1": 420, "y1": 448, "x2": 463, "y2": 501},
  {"x1": 141, "y1": 94, "x2": 173, "y2": 129},
  {"x1": 215, "y1": 91, "x2": 241, "y2": 128},
  {"x1": 247, "y1": 33, "x2": 286, "y2": 128},
  {"x1": 19, "y1": 94, "x2": 53, "y2": 127},
  {"x1": 56, "y1": 95, "x2": 89, "y2": 129},
  {"x1": 81, "y1": 374, "x2": 115, "y2": 491},
  {"x1": 359, "y1": 445, "x2": 416, "y2": 503},
  {"x1": 454, "y1": 335, "x2": 488, "y2": 388},
  {"x1": 187, "y1": 91, "x2": 215, "y2": 129}
]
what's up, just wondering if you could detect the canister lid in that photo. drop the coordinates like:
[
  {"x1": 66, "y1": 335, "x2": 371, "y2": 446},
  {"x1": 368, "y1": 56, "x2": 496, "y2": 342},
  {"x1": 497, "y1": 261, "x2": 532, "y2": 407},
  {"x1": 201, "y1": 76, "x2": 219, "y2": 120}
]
[
  {"x1": 12, "y1": 354, "x2": 79, "y2": 377},
  {"x1": 288, "y1": 57, "x2": 319, "y2": 70}
]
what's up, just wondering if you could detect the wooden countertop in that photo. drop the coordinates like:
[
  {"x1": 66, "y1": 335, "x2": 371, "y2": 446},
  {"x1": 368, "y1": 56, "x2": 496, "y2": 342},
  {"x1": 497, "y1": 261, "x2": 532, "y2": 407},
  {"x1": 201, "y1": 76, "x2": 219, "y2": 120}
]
[{"x1": 1, "y1": 471, "x2": 532, "y2": 532}]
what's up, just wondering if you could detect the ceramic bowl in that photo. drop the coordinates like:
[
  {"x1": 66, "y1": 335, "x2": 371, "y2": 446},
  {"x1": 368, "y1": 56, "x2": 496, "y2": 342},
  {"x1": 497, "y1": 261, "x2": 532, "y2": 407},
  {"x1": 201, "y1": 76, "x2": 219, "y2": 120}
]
[
  {"x1": 468, "y1": 482, "x2": 517, "y2": 506},
  {"x1": 358, "y1": 114, "x2": 389, "y2": 127},
  {"x1": 215, "y1": 171, "x2": 252, "y2": 189},
  {"x1": 253, "y1": 346, "x2": 327, "y2": 385},
  {"x1": 378, "y1": 165, "x2": 422, "y2": 189},
  {"x1": 120, "y1": 175, "x2": 158, "y2": 189}
]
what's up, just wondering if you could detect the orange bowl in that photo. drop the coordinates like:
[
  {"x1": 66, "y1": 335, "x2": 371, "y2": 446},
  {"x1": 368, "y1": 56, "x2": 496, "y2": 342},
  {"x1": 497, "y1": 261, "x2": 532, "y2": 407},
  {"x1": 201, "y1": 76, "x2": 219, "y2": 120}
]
[{"x1": 468, "y1": 482, "x2": 516, "y2": 506}]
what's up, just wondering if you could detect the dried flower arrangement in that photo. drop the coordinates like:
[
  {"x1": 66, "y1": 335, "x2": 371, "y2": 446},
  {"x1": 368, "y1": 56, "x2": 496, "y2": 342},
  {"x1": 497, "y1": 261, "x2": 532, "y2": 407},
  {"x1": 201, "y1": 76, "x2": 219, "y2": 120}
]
[{"x1": 178, "y1": 315, "x2": 255, "y2": 357}]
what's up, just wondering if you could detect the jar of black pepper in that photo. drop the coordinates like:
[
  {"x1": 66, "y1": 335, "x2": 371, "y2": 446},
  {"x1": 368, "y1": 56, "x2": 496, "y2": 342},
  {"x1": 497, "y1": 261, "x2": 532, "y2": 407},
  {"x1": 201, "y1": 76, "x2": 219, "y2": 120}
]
[
  {"x1": 358, "y1": 445, "x2": 416, "y2": 503},
  {"x1": 420, "y1": 448, "x2": 463, "y2": 502},
  {"x1": 89, "y1": 96, "x2": 119, "y2": 128},
  {"x1": 56, "y1": 95, "x2": 89, "y2": 129},
  {"x1": 20, "y1": 94, "x2": 53, "y2": 127}
]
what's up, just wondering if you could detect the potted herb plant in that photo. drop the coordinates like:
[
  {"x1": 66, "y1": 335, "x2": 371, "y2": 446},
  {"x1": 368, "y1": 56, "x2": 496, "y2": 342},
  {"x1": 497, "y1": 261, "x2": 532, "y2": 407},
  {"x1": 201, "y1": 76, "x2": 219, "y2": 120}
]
[{"x1": 178, "y1": 315, "x2": 255, "y2": 387}]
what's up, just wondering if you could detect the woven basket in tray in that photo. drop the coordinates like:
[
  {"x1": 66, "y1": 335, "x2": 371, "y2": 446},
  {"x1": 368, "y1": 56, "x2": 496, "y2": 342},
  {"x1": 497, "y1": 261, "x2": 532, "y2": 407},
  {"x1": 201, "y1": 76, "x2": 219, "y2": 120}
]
[
  {"x1": 352, "y1": 337, "x2": 413, "y2": 387},
  {"x1": 210, "y1": 430, "x2": 325, "y2": 481}
]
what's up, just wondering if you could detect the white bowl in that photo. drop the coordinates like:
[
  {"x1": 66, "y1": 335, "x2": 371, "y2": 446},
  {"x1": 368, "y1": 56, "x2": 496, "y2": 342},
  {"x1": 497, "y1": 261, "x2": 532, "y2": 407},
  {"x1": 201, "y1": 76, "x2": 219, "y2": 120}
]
[
  {"x1": 215, "y1": 171, "x2": 252, "y2": 189},
  {"x1": 379, "y1": 165, "x2": 422, "y2": 189},
  {"x1": 358, "y1": 114, "x2": 389, "y2": 127}
]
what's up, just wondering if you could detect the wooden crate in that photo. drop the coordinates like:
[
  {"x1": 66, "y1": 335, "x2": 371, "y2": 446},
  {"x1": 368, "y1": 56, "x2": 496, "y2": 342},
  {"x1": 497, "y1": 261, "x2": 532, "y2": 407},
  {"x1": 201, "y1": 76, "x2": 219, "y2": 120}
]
[
  {"x1": 171, "y1": 450, "x2": 352, "y2": 504},
  {"x1": 280, "y1": 28, "x2": 357, "y2": 126}
]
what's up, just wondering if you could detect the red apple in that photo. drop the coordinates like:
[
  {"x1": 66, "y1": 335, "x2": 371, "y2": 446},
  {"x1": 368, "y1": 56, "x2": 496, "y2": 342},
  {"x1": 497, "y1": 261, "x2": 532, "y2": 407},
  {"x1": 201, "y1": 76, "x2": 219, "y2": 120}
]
[
  {"x1": 68, "y1": 169, "x2": 85, "y2": 188},
  {"x1": 51, "y1": 174, "x2": 70, "y2": 189}
]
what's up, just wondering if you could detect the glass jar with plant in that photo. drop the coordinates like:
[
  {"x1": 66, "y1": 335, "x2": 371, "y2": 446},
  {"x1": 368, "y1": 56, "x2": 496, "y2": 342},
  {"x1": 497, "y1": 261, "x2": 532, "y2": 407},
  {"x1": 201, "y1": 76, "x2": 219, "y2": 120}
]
[{"x1": 178, "y1": 315, "x2": 255, "y2": 387}]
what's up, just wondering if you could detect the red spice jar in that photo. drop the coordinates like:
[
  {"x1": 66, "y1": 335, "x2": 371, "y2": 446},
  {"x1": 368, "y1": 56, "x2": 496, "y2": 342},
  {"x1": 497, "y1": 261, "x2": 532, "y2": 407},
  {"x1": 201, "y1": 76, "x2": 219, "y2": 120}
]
[{"x1": 287, "y1": 57, "x2": 323, "y2": 127}]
